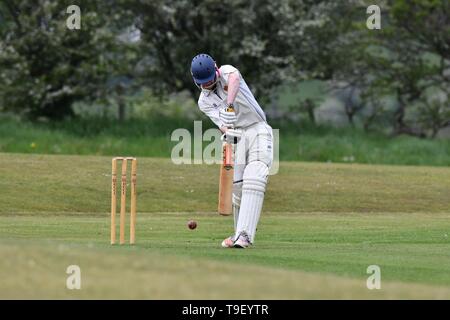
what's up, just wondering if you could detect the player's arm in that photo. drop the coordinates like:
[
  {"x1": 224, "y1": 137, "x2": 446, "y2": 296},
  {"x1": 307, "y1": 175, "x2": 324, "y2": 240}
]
[
  {"x1": 198, "y1": 103, "x2": 238, "y2": 143},
  {"x1": 198, "y1": 100, "x2": 226, "y2": 131},
  {"x1": 226, "y1": 71, "x2": 240, "y2": 106},
  {"x1": 198, "y1": 100, "x2": 231, "y2": 134}
]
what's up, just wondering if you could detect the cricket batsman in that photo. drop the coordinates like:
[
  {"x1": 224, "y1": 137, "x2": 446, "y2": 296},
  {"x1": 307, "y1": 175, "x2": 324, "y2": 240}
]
[{"x1": 190, "y1": 53, "x2": 273, "y2": 248}]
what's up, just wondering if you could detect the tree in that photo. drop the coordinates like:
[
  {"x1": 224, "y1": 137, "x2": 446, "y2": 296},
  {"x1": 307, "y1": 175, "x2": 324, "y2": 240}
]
[
  {"x1": 0, "y1": 1, "x2": 131, "y2": 120},
  {"x1": 122, "y1": 0, "x2": 331, "y2": 103},
  {"x1": 331, "y1": 0, "x2": 450, "y2": 137}
]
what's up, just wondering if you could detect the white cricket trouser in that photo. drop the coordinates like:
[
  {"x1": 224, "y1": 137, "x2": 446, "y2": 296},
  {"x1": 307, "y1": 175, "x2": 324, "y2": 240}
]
[{"x1": 232, "y1": 121, "x2": 273, "y2": 243}]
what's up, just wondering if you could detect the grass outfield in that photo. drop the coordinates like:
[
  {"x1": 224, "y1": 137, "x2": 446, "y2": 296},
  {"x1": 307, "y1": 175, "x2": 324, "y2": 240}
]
[
  {"x1": 1, "y1": 116, "x2": 449, "y2": 166},
  {"x1": 0, "y1": 153, "x2": 449, "y2": 299}
]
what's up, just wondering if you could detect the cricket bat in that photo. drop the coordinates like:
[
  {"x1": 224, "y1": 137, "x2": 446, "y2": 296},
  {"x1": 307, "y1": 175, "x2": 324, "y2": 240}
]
[
  {"x1": 218, "y1": 141, "x2": 234, "y2": 216},
  {"x1": 218, "y1": 105, "x2": 235, "y2": 216}
]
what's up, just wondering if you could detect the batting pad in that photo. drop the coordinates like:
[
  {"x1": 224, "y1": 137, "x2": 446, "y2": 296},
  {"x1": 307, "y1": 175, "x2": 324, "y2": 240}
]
[
  {"x1": 235, "y1": 161, "x2": 269, "y2": 243},
  {"x1": 232, "y1": 184, "x2": 242, "y2": 233}
]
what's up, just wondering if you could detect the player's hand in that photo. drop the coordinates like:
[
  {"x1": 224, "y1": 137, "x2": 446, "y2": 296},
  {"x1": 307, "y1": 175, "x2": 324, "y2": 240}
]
[
  {"x1": 221, "y1": 128, "x2": 241, "y2": 144},
  {"x1": 219, "y1": 105, "x2": 237, "y2": 128}
]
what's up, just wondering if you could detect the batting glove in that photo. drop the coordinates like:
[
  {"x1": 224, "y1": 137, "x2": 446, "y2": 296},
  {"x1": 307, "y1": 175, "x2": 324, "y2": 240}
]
[
  {"x1": 219, "y1": 106, "x2": 237, "y2": 128},
  {"x1": 221, "y1": 128, "x2": 242, "y2": 144}
]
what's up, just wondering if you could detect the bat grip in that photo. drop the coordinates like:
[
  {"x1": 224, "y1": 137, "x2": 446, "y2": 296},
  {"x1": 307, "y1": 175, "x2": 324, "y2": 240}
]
[{"x1": 224, "y1": 143, "x2": 233, "y2": 170}]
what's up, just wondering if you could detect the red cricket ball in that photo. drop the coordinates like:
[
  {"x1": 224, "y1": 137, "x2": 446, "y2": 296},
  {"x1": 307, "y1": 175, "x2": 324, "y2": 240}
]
[{"x1": 187, "y1": 220, "x2": 197, "y2": 230}]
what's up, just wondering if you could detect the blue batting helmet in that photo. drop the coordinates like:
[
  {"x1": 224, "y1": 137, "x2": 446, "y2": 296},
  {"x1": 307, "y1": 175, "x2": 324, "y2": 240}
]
[{"x1": 190, "y1": 53, "x2": 216, "y2": 84}]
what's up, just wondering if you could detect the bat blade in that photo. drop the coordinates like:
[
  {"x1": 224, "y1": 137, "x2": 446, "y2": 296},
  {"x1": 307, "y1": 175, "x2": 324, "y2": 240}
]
[{"x1": 218, "y1": 142, "x2": 233, "y2": 216}]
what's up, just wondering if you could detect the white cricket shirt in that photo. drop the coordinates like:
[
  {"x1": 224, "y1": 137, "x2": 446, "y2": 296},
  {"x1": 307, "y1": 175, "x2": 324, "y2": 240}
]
[{"x1": 197, "y1": 65, "x2": 267, "y2": 129}]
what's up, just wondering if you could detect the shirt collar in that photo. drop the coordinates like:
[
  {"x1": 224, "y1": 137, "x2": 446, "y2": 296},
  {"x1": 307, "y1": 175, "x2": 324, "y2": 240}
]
[{"x1": 202, "y1": 83, "x2": 219, "y2": 96}]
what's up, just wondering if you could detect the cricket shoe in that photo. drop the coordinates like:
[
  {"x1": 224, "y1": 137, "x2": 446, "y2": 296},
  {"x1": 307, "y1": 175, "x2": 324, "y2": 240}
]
[
  {"x1": 221, "y1": 235, "x2": 236, "y2": 248},
  {"x1": 233, "y1": 232, "x2": 252, "y2": 249}
]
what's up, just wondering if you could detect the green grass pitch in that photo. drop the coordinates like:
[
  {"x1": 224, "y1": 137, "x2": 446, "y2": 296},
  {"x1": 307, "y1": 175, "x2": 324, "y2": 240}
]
[{"x1": 0, "y1": 153, "x2": 449, "y2": 299}]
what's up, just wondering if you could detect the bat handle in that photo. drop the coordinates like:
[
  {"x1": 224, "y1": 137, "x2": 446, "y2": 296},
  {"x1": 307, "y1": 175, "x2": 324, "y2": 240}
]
[{"x1": 224, "y1": 143, "x2": 233, "y2": 170}]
